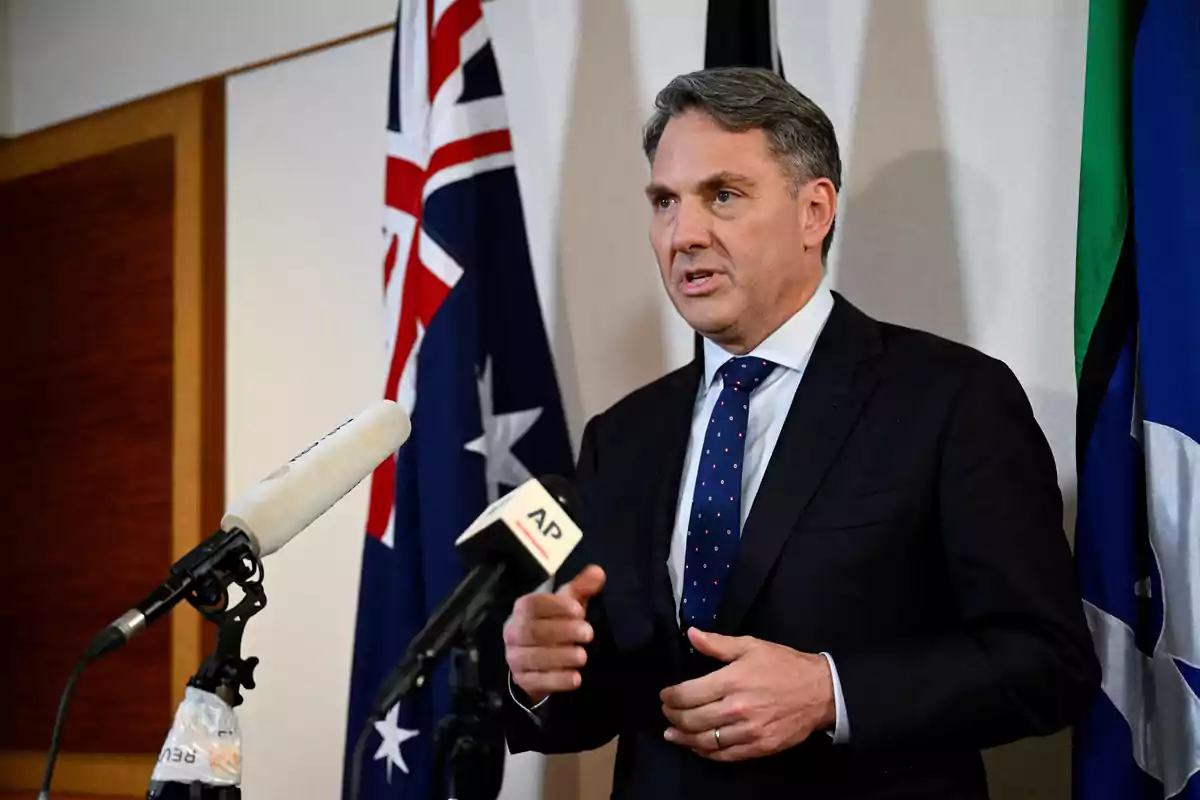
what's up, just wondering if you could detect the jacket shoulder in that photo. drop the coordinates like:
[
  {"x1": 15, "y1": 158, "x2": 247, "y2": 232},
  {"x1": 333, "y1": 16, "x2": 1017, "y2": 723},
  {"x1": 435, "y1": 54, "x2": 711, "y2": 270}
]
[
  {"x1": 873, "y1": 317, "x2": 1016, "y2": 387},
  {"x1": 834, "y1": 294, "x2": 1027, "y2": 403},
  {"x1": 584, "y1": 361, "x2": 698, "y2": 442}
]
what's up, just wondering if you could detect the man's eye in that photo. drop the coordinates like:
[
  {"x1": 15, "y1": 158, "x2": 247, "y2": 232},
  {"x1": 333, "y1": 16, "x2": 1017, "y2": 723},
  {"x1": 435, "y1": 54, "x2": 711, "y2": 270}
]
[
  {"x1": 715, "y1": 189, "x2": 734, "y2": 204},
  {"x1": 656, "y1": 197, "x2": 675, "y2": 210}
]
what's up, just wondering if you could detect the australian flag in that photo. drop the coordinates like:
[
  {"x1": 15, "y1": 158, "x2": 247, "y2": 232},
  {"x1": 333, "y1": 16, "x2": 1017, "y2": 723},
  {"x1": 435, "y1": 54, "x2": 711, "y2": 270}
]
[{"x1": 342, "y1": 1, "x2": 573, "y2": 797}]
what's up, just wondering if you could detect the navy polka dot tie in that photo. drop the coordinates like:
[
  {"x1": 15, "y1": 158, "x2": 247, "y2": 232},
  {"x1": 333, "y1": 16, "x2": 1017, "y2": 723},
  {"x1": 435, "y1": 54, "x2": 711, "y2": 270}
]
[{"x1": 680, "y1": 356, "x2": 778, "y2": 631}]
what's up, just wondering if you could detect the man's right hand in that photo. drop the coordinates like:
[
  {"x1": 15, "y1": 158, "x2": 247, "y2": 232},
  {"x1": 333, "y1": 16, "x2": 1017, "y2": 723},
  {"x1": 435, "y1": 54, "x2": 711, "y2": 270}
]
[{"x1": 504, "y1": 565, "x2": 607, "y2": 706}]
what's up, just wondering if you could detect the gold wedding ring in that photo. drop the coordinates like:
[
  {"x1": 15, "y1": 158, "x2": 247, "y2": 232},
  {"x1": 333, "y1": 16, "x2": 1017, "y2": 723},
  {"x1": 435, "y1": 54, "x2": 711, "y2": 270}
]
[{"x1": 713, "y1": 727, "x2": 722, "y2": 749}]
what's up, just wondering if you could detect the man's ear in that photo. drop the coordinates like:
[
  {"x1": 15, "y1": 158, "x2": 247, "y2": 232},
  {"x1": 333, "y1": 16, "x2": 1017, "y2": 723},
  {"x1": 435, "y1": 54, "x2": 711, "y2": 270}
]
[{"x1": 800, "y1": 177, "x2": 838, "y2": 254}]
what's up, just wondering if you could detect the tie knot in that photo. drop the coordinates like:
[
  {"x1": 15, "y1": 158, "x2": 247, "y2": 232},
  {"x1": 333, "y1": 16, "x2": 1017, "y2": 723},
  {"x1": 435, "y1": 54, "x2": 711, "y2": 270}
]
[{"x1": 718, "y1": 356, "x2": 778, "y2": 393}]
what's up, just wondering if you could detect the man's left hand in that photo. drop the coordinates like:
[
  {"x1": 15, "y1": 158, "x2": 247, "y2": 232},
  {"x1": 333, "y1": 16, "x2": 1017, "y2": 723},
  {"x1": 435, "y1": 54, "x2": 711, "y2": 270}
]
[{"x1": 660, "y1": 627, "x2": 835, "y2": 762}]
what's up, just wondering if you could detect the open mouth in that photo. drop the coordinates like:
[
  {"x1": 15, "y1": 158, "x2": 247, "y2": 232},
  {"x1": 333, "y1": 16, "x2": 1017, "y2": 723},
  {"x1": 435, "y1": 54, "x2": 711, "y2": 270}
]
[{"x1": 681, "y1": 270, "x2": 721, "y2": 294}]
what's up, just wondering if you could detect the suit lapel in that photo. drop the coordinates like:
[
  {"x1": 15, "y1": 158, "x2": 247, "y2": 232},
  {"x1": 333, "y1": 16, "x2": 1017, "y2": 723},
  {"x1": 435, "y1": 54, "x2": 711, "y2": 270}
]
[
  {"x1": 715, "y1": 294, "x2": 884, "y2": 633},
  {"x1": 642, "y1": 358, "x2": 702, "y2": 629}
]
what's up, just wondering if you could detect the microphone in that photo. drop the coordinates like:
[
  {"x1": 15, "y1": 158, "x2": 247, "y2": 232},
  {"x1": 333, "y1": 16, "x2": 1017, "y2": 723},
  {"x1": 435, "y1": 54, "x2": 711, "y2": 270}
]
[
  {"x1": 89, "y1": 399, "x2": 412, "y2": 660},
  {"x1": 369, "y1": 475, "x2": 582, "y2": 718}
]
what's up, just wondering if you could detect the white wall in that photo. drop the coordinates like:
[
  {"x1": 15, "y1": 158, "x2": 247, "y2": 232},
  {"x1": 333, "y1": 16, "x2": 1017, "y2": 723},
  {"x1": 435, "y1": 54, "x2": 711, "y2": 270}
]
[
  {"x1": 5, "y1": 0, "x2": 394, "y2": 134},
  {"x1": 0, "y1": 0, "x2": 11, "y2": 136},
  {"x1": 225, "y1": 33, "x2": 393, "y2": 800},
  {"x1": 10, "y1": 1, "x2": 1090, "y2": 798}
]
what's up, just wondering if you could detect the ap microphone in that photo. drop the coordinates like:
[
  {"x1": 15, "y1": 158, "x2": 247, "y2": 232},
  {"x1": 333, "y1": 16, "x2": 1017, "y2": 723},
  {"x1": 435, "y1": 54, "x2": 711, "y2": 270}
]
[
  {"x1": 89, "y1": 399, "x2": 412, "y2": 660},
  {"x1": 370, "y1": 475, "x2": 582, "y2": 717}
]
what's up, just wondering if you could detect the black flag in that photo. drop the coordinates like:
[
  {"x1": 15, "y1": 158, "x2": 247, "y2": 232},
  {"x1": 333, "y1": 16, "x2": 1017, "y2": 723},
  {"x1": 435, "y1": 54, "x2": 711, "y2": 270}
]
[
  {"x1": 694, "y1": 0, "x2": 784, "y2": 361},
  {"x1": 705, "y1": 0, "x2": 783, "y2": 75}
]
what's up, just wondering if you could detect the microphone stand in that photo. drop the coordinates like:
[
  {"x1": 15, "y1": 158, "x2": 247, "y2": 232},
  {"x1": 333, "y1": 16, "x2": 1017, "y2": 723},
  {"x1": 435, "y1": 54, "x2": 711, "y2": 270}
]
[
  {"x1": 146, "y1": 553, "x2": 268, "y2": 800},
  {"x1": 352, "y1": 566, "x2": 509, "y2": 800},
  {"x1": 430, "y1": 629, "x2": 505, "y2": 800},
  {"x1": 353, "y1": 556, "x2": 534, "y2": 800}
]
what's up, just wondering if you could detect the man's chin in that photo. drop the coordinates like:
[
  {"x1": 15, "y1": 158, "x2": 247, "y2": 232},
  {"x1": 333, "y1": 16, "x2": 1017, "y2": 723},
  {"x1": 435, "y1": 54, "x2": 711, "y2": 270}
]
[
  {"x1": 682, "y1": 313, "x2": 737, "y2": 343},
  {"x1": 666, "y1": 291, "x2": 736, "y2": 335}
]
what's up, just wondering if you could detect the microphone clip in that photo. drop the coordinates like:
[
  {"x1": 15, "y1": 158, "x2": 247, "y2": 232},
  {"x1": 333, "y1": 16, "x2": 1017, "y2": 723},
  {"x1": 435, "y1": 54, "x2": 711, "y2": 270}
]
[
  {"x1": 178, "y1": 528, "x2": 262, "y2": 617},
  {"x1": 188, "y1": 550, "x2": 268, "y2": 708}
]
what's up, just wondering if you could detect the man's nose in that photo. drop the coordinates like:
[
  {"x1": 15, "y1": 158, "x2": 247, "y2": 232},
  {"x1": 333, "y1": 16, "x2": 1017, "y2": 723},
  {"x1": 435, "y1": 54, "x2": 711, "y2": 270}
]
[{"x1": 671, "y1": 198, "x2": 713, "y2": 252}]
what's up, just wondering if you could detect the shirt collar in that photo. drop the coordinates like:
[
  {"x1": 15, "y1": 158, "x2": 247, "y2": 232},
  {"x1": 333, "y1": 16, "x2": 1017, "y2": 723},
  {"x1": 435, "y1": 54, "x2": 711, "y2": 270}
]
[{"x1": 701, "y1": 282, "x2": 835, "y2": 389}]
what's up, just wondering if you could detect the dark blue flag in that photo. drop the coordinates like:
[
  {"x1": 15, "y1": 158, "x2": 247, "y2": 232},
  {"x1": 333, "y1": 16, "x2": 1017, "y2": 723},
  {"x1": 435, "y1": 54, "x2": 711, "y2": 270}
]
[
  {"x1": 342, "y1": 1, "x2": 573, "y2": 797},
  {"x1": 1073, "y1": 0, "x2": 1200, "y2": 798}
]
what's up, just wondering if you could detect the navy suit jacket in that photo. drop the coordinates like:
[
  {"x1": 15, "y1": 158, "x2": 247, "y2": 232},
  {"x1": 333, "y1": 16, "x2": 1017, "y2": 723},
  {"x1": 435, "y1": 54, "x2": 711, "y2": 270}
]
[{"x1": 503, "y1": 293, "x2": 1100, "y2": 799}]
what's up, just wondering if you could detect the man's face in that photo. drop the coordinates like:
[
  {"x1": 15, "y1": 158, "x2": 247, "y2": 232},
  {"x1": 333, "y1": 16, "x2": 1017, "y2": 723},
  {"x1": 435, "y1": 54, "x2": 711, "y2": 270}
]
[{"x1": 646, "y1": 110, "x2": 830, "y2": 353}]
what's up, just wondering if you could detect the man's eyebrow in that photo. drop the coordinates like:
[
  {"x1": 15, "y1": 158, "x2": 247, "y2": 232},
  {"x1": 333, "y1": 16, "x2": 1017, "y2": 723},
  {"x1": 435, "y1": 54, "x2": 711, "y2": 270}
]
[
  {"x1": 697, "y1": 171, "x2": 756, "y2": 192},
  {"x1": 644, "y1": 181, "x2": 672, "y2": 199},
  {"x1": 644, "y1": 172, "x2": 757, "y2": 198}
]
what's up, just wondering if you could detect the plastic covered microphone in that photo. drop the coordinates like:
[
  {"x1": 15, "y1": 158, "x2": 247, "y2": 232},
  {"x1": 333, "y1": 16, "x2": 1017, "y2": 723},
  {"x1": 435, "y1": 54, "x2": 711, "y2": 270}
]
[{"x1": 89, "y1": 399, "x2": 412, "y2": 660}]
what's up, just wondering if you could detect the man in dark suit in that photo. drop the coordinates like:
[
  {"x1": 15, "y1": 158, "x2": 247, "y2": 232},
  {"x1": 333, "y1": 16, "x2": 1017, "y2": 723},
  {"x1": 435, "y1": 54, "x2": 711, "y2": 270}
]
[{"x1": 501, "y1": 66, "x2": 1100, "y2": 799}]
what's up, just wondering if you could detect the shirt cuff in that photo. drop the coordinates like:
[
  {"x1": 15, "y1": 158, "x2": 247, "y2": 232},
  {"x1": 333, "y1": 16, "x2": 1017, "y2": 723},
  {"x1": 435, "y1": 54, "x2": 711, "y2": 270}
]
[
  {"x1": 508, "y1": 672, "x2": 550, "y2": 725},
  {"x1": 820, "y1": 652, "x2": 850, "y2": 744}
]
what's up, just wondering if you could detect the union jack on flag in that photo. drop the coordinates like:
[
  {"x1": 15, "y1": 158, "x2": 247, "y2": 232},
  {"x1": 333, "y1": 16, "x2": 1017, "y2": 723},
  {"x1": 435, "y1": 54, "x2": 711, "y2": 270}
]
[{"x1": 343, "y1": 1, "x2": 573, "y2": 797}]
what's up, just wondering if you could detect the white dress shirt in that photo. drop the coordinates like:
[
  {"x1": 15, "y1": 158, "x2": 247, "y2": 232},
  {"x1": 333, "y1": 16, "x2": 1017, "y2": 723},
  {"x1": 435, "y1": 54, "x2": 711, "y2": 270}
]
[
  {"x1": 668, "y1": 282, "x2": 848, "y2": 744},
  {"x1": 513, "y1": 282, "x2": 848, "y2": 743}
]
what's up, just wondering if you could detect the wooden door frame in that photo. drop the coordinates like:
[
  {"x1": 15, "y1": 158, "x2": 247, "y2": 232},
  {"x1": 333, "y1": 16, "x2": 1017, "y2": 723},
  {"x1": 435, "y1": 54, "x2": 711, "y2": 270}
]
[{"x1": 0, "y1": 80, "x2": 225, "y2": 797}]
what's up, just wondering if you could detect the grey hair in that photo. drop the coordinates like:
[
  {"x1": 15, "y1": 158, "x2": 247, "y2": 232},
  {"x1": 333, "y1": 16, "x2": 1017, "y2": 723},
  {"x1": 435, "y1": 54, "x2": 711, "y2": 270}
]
[{"x1": 642, "y1": 66, "x2": 842, "y2": 259}]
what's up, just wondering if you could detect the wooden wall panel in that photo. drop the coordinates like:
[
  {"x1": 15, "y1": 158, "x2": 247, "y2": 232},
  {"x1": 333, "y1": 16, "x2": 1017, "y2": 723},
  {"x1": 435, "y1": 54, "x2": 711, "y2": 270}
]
[
  {"x1": 0, "y1": 139, "x2": 176, "y2": 753},
  {"x1": 0, "y1": 81, "x2": 225, "y2": 797}
]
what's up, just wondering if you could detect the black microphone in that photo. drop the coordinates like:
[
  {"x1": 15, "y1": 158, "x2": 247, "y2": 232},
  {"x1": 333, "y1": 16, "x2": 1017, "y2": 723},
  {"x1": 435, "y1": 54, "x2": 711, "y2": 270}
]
[{"x1": 369, "y1": 475, "x2": 581, "y2": 718}]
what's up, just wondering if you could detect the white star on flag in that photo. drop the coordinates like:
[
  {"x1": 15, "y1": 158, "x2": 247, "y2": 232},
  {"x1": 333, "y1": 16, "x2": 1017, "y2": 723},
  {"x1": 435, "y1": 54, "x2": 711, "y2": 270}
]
[
  {"x1": 465, "y1": 356, "x2": 541, "y2": 502},
  {"x1": 373, "y1": 703, "x2": 419, "y2": 784}
]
